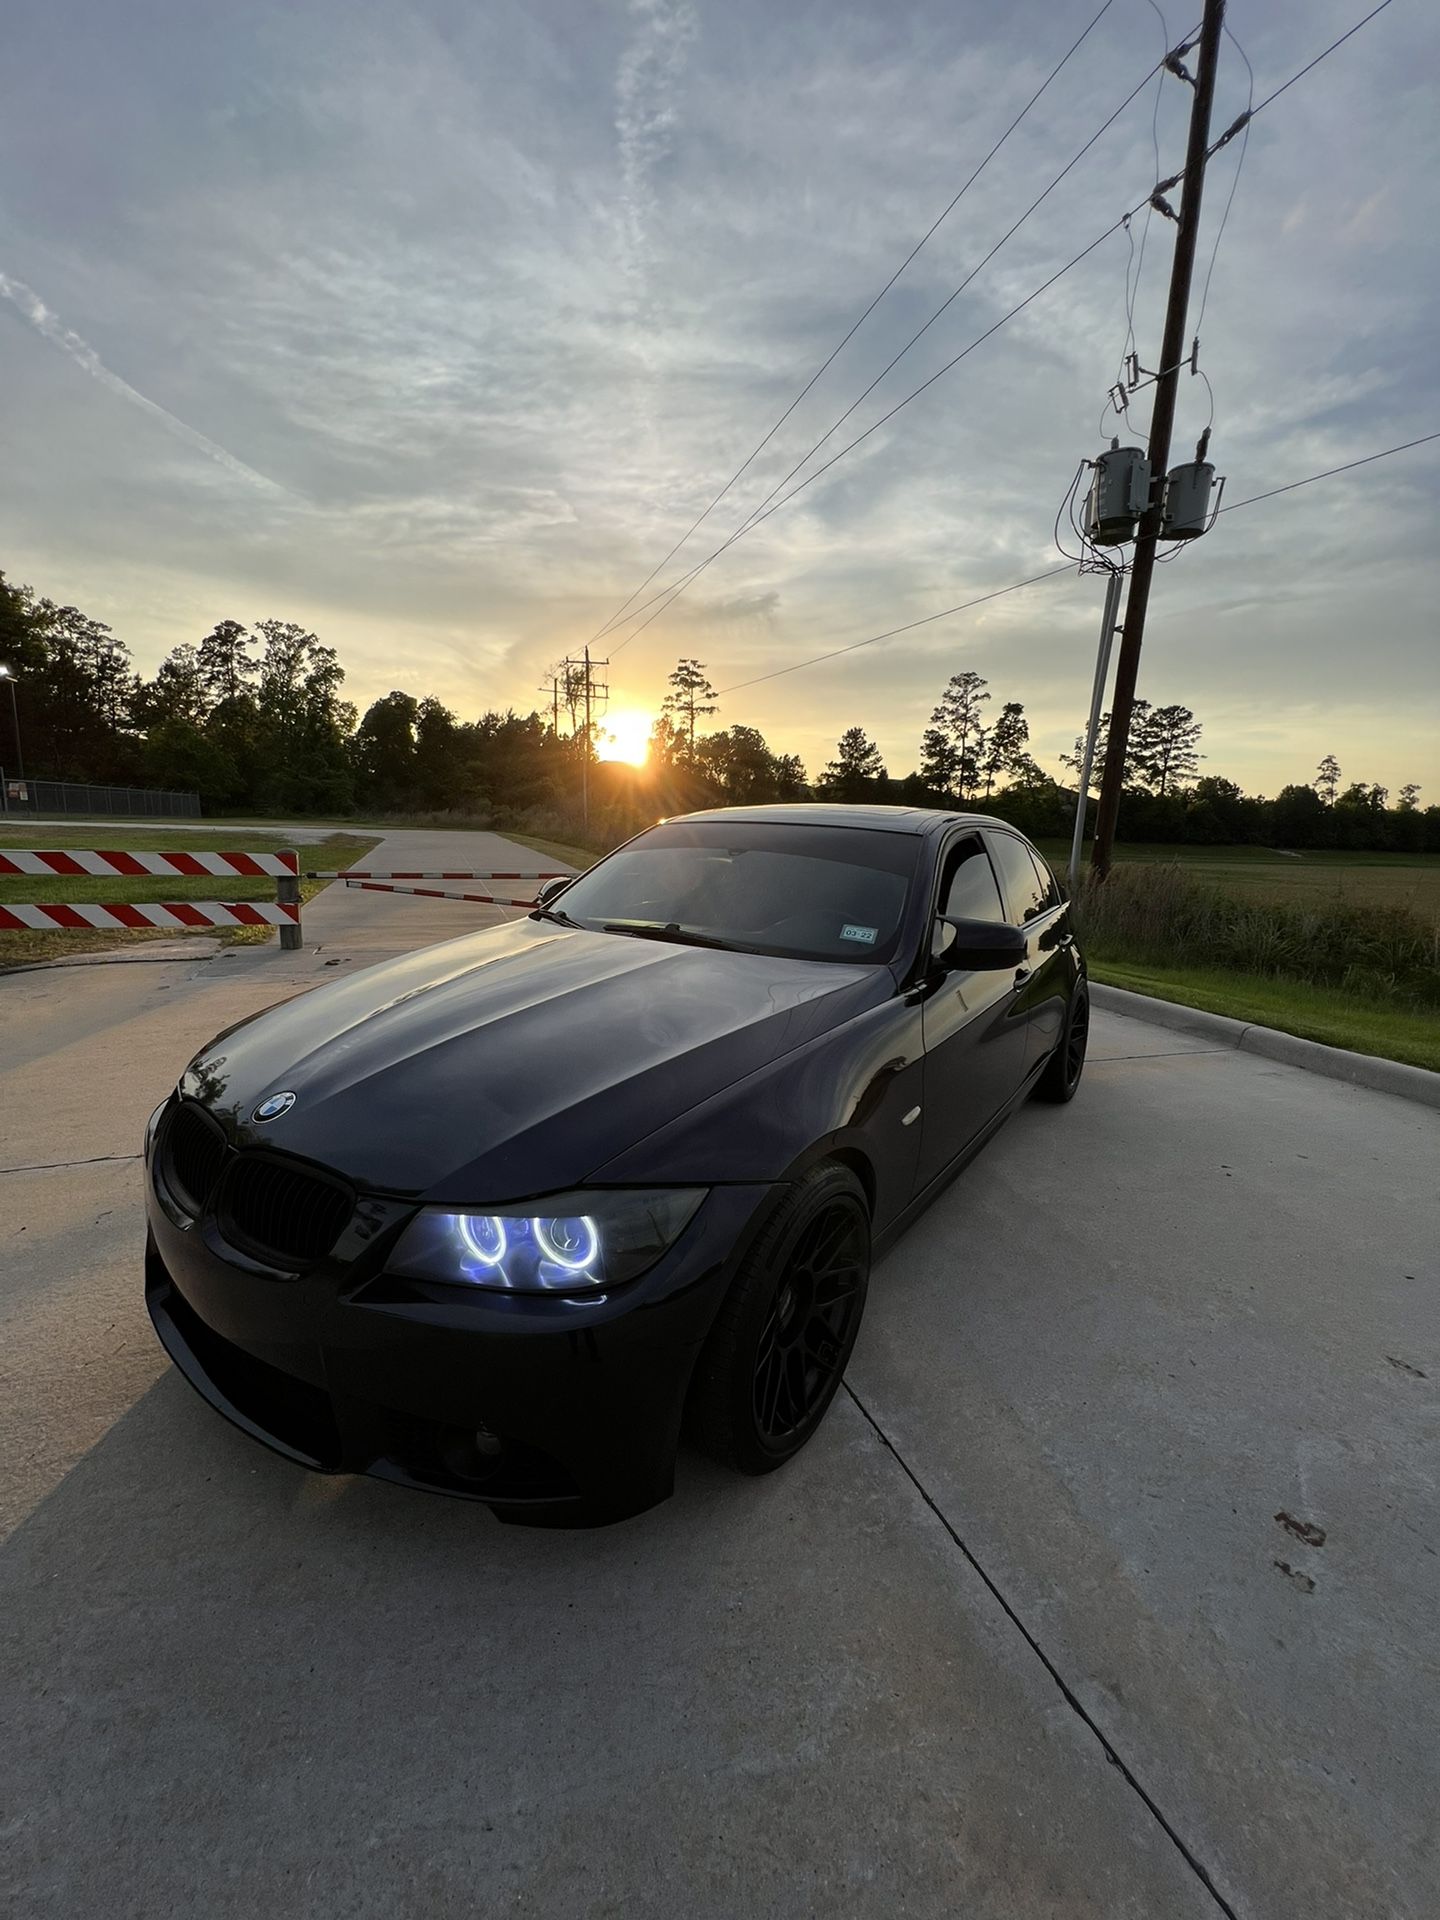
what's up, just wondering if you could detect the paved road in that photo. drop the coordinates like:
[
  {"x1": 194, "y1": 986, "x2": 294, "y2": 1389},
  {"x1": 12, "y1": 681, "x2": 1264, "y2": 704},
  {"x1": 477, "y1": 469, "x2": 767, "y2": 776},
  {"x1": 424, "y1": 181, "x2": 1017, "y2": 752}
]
[{"x1": 2, "y1": 851, "x2": 1436, "y2": 1918}]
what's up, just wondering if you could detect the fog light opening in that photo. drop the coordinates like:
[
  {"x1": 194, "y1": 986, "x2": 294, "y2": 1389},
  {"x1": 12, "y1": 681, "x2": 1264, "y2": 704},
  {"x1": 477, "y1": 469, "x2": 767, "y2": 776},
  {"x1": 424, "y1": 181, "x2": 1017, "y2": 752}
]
[{"x1": 436, "y1": 1424, "x2": 505, "y2": 1484}]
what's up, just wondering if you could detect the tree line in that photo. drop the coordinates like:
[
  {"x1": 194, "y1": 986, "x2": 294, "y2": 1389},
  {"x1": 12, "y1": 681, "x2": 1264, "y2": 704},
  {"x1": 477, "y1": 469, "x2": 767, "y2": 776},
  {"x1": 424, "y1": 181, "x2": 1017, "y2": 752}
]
[{"x1": 1, "y1": 568, "x2": 1434, "y2": 854}]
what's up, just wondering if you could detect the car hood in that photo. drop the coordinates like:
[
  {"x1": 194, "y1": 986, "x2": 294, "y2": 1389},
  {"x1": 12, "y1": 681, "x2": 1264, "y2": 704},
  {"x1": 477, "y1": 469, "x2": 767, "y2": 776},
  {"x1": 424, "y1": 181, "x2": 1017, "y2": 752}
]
[{"x1": 181, "y1": 918, "x2": 890, "y2": 1200}]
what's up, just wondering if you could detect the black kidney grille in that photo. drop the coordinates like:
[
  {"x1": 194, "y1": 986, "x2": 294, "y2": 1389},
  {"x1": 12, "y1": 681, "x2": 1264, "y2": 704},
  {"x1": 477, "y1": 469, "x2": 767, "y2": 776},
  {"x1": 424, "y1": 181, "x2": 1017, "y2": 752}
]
[
  {"x1": 161, "y1": 1102, "x2": 228, "y2": 1215},
  {"x1": 219, "y1": 1155, "x2": 354, "y2": 1267}
]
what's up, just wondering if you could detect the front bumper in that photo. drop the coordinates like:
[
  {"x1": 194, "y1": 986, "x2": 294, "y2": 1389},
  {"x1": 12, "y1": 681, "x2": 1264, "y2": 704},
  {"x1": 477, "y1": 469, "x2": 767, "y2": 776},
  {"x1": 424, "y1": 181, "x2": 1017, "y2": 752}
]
[{"x1": 143, "y1": 1143, "x2": 773, "y2": 1526}]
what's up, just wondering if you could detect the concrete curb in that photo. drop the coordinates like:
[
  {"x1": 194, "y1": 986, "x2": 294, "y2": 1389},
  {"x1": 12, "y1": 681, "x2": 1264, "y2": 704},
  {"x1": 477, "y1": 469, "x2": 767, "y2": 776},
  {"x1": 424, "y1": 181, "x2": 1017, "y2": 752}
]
[
  {"x1": 1090, "y1": 982, "x2": 1440, "y2": 1112},
  {"x1": 0, "y1": 938, "x2": 223, "y2": 977}
]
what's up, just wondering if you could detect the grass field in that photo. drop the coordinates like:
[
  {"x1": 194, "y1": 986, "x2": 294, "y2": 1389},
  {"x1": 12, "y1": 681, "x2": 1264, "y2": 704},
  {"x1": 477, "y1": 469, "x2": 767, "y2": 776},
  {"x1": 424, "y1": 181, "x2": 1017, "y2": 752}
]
[
  {"x1": 1091, "y1": 959, "x2": 1440, "y2": 1073},
  {"x1": 1037, "y1": 840, "x2": 1440, "y2": 925},
  {"x1": 501, "y1": 830, "x2": 598, "y2": 872},
  {"x1": 0, "y1": 825, "x2": 379, "y2": 968}
]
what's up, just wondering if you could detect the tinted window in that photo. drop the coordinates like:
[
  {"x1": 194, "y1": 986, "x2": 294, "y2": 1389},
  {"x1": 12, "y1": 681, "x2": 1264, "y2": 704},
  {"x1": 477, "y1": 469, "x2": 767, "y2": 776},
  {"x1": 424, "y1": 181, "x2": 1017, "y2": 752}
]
[
  {"x1": 1029, "y1": 847, "x2": 1063, "y2": 910},
  {"x1": 556, "y1": 821, "x2": 922, "y2": 964},
  {"x1": 986, "y1": 832, "x2": 1049, "y2": 923},
  {"x1": 941, "y1": 839, "x2": 1005, "y2": 922}
]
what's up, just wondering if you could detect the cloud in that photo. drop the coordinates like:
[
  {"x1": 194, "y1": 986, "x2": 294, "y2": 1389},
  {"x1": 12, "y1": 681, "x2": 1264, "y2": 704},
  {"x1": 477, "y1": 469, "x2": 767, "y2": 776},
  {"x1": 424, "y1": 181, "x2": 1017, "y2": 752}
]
[
  {"x1": 0, "y1": 271, "x2": 294, "y2": 499},
  {"x1": 615, "y1": 0, "x2": 700, "y2": 287},
  {"x1": 0, "y1": 0, "x2": 1435, "y2": 794}
]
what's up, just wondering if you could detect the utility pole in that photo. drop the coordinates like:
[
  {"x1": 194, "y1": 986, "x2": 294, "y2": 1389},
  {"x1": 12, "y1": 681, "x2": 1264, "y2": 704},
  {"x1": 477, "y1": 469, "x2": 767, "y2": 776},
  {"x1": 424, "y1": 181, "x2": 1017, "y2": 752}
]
[
  {"x1": 1091, "y1": 0, "x2": 1225, "y2": 878},
  {"x1": 558, "y1": 646, "x2": 608, "y2": 830},
  {"x1": 1068, "y1": 569, "x2": 1123, "y2": 896},
  {"x1": 539, "y1": 668, "x2": 561, "y2": 739}
]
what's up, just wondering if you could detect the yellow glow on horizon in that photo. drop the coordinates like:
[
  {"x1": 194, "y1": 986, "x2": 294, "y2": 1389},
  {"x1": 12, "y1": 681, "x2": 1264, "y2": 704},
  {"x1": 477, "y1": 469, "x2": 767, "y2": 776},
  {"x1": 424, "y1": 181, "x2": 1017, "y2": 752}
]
[{"x1": 597, "y1": 709, "x2": 652, "y2": 766}]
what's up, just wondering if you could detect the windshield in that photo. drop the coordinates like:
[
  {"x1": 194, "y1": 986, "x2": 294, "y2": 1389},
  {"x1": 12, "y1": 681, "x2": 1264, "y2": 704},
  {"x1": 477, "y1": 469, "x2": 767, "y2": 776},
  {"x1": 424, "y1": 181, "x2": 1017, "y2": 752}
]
[{"x1": 552, "y1": 821, "x2": 921, "y2": 964}]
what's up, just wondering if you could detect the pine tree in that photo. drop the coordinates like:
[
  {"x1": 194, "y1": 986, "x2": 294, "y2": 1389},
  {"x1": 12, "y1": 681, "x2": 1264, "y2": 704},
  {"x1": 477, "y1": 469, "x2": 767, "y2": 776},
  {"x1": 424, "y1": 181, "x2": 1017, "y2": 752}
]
[
  {"x1": 928, "y1": 671, "x2": 990, "y2": 801},
  {"x1": 820, "y1": 727, "x2": 887, "y2": 801},
  {"x1": 662, "y1": 658, "x2": 719, "y2": 758}
]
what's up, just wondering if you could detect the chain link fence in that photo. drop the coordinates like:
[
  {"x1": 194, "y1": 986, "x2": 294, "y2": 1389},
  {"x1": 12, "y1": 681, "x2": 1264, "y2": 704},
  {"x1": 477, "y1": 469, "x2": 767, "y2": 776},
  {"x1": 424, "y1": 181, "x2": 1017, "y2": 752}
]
[{"x1": 0, "y1": 770, "x2": 201, "y2": 819}]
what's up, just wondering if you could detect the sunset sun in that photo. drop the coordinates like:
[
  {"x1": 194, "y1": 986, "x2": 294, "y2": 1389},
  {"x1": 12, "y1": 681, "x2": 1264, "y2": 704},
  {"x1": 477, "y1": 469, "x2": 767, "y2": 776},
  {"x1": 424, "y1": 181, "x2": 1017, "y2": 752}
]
[{"x1": 597, "y1": 709, "x2": 652, "y2": 767}]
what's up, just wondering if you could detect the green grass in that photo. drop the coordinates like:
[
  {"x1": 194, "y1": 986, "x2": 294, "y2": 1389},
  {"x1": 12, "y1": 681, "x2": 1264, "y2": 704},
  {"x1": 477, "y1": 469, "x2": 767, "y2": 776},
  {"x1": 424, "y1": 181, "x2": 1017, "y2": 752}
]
[
  {"x1": 497, "y1": 831, "x2": 598, "y2": 873},
  {"x1": 1039, "y1": 840, "x2": 1440, "y2": 925},
  {"x1": 1092, "y1": 959, "x2": 1440, "y2": 1073},
  {"x1": 0, "y1": 827, "x2": 379, "y2": 968}
]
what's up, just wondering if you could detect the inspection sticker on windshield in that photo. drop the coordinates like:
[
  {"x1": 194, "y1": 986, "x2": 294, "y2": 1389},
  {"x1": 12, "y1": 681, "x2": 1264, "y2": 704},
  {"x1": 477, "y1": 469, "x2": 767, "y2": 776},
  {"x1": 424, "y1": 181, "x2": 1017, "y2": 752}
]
[{"x1": 840, "y1": 924, "x2": 878, "y2": 945}]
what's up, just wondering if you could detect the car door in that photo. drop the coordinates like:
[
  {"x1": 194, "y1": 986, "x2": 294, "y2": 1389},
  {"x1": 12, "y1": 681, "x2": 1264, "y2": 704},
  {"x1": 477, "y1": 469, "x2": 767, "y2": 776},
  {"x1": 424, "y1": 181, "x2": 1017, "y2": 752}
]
[
  {"x1": 914, "y1": 833, "x2": 1031, "y2": 1191},
  {"x1": 982, "y1": 830, "x2": 1071, "y2": 1074}
]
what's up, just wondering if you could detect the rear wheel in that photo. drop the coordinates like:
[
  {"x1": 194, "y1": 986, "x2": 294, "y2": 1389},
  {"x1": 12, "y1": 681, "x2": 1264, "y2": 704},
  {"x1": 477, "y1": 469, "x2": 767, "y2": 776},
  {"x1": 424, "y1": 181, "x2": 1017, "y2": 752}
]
[
  {"x1": 688, "y1": 1164, "x2": 870, "y2": 1475},
  {"x1": 1034, "y1": 980, "x2": 1089, "y2": 1104}
]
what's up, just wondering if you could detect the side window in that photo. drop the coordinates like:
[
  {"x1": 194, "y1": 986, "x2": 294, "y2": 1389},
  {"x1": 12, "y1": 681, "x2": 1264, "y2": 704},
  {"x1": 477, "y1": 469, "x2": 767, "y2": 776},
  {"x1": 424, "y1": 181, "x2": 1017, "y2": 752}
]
[
  {"x1": 1029, "y1": 847, "x2": 1063, "y2": 911},
  {"x1": 986, "y1": 833, "x2": 1048, "y2": 923},
  {"x1": 940, "y1": 839, "x2": 1005, "y2": 923}
]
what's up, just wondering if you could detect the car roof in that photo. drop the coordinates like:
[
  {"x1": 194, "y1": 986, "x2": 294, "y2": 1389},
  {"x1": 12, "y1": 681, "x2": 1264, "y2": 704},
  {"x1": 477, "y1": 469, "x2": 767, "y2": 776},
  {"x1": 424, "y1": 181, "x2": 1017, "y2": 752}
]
[{"x1": 661, "y1": 803, "x2": 1019, "y2": 838}]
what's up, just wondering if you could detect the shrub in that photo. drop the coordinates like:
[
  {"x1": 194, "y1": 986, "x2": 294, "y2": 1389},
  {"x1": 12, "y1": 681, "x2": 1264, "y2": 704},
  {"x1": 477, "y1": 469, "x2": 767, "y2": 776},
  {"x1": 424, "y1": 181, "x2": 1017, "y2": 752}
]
[{"x1": 1074, "y1": 864, "x2": 1440, "y2": 1010}]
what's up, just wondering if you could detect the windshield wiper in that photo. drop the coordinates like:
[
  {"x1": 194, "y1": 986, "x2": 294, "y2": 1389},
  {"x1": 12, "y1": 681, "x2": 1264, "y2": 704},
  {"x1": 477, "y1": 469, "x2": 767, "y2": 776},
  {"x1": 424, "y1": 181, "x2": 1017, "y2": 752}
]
[
  {"x1": 529, "y1": 903, "x2": 579, "y2": 927},
  {"x1": 601, "y1": 921, "x2": 734, "y2": 951}
]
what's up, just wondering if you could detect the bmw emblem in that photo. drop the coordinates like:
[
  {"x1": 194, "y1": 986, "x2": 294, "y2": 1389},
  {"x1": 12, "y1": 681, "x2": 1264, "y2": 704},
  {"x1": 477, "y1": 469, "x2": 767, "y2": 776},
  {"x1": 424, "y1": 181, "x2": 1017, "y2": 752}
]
[{"x1": 253, "y1": 1091, "x2": 297, "y2": 1123}]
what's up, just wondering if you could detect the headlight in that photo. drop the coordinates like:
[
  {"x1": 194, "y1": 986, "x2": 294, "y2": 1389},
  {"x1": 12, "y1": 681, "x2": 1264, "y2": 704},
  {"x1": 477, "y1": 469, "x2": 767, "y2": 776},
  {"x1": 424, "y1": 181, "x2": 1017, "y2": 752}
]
[{"x1": 388, "y1": 1189, "x2": 707, "y2": 1294}]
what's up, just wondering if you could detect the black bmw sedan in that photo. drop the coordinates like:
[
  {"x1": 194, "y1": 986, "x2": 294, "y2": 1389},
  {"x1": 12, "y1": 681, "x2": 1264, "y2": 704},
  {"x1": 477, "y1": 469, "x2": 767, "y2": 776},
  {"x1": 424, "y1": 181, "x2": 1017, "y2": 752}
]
[{"x1": 144, "y1": 805, "x2": 1088, "y2": 1525}]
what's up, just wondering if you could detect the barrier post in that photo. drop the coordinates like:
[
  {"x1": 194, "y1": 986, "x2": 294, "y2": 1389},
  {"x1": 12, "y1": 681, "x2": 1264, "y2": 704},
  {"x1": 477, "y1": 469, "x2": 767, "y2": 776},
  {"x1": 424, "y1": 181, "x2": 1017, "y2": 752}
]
[{"x1": 277, "y1": 851, "x2": 302, "y2": 949}]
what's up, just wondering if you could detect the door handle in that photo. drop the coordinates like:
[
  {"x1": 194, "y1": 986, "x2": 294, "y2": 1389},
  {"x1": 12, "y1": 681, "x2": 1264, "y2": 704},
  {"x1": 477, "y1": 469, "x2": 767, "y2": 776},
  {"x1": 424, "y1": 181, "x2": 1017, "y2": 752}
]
[{"x1": 1013, "y1": 966, "x2": 1032, "y2": 990}]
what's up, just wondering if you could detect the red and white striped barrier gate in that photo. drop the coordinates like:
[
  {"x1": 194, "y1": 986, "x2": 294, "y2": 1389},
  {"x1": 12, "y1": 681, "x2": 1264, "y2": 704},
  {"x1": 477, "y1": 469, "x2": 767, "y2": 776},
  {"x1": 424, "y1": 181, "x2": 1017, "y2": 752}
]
[
  {"x1": 0, "y1": 848, "x2": 303, "y2": 948},
  {"x1": 309, "y1": 869, "x2": 573, "y2": 911}
]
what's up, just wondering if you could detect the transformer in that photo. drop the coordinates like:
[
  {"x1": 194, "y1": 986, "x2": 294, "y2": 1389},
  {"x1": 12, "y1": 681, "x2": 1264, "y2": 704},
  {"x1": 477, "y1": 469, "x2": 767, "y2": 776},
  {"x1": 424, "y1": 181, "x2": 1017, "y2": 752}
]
[
  {"x1": 1085, "y1": 444, "x2": 1151, "y2": 547},
  {"x1": 1162, "y1": 460, "x2": 1218, "y2": 539}
]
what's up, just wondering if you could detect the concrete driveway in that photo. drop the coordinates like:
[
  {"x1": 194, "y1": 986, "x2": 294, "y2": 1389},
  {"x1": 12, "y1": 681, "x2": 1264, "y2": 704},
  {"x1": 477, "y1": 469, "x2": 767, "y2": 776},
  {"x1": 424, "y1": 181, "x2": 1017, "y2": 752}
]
[{"x1": 2, "y1": 843, "x2": 1436, "y2": 1918}]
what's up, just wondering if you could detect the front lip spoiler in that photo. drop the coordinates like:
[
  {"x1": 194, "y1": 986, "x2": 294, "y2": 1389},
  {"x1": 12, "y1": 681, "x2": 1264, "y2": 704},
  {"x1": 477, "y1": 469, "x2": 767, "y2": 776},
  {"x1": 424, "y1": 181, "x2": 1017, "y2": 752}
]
[
  {"x1": 142, "y1": 1177, "x2": 782, "y2": 1525},
  {"x1": 147, "y1": 1260, "x2": 338, "y2": 1472}
]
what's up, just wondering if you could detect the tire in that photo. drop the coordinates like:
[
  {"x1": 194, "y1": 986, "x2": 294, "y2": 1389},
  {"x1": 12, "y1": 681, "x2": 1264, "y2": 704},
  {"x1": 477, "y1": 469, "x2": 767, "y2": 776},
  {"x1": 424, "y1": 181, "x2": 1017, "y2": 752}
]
[
  {"x1": 688, "y1": 1163, "x2": 871, "y2": 1476},
  {"x1": 1034, "y1": 980, "x2": 1089, "y2": 1104}
]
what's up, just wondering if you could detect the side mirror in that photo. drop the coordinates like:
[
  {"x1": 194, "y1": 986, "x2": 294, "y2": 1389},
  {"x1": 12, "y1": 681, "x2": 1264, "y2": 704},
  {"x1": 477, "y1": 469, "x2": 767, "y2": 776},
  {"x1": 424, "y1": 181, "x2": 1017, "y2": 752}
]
[
  {"x1": 534, "y1": 876, "x2": 571, "y2": 908},
  {"x1": 935, "y1": 915, "x2": 1027, "y2": 971}
]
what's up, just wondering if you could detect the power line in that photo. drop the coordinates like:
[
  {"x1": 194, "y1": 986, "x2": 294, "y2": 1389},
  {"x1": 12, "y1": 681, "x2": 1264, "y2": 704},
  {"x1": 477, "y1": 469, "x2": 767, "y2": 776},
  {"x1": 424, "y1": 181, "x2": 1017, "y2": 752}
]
[
  {"x1": 1104, "y1": 0, "x2": 1172, "y2": 444},
  {"x1": 714, "y1": 427, "x2": 1440, "y2": 696},
  {"x1": 1193, "y1": 23, "x2": 1252, "y2": 339},
  {"x1": 610, "y1": 198, "x2": 1145, "y2": 655},
  {"x1": 613, "y1": 204, "x2": 1141, "y2": 651},
  {"x1": 619, "y1": 0, "x2": 1398, "y2": 659},
  {"x1": 1249, "y1": 0, "x2": 1391, "y2": 119},
  {"x1": 1217, "y1": 430, "x2": 1440, "y2": 513},
  {"x1": 584, "y1": 0, "x2": 1119, "y2": 649},
  {"x1": 604, "y1": 36, "x2": 1189, "y2": 652},
  {"x1": 715, "y1": 567, "x2": 1074, "y2": 694}
]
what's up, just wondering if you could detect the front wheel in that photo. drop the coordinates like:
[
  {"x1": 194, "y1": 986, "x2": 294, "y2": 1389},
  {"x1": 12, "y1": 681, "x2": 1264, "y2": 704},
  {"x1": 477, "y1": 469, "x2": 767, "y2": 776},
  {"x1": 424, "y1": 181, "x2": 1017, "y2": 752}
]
[
  {"x1": 1034, "y1": 980, "x2": 1089, "y2": 1104},
  {"x1": 688, "y1": 1164, "x2": 871, "y2": 1476}
]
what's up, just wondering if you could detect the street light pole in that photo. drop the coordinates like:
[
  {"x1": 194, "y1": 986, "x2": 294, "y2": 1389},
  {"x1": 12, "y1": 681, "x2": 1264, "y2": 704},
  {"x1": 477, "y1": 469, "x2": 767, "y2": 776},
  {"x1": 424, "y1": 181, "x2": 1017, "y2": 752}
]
[
  {"x1": 1068, "y1": 569, "x2": 1124, "y2": 897},
  {"x1": 0, "y1": 667, "x2": 23, "y2": 780}
]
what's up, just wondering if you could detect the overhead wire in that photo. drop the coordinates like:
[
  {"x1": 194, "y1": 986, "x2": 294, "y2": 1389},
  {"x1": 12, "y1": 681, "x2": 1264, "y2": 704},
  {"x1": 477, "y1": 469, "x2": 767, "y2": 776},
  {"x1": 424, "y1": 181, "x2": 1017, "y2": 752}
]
[
  {"x1": 611, "y1": 207, "x2": 1144, "y2": 656},
  {"x1": 614, "y1": 0, "x2": 1402, "y2": 668},
  {"x1": 1216, "y1": 430, "x2": 1440, "y2": 513},
  {"x1": 714, "y1": 567, "x2": 1076, "y2": 695},
  {"x1": 604, "y1": 32, "x2": 1192, "y2": 654},
  {"x1": 714, "y1": 428, "x2": 1440, "y2": 695},
  {"x1": 1246, "y1": 0, "x2": 1391, "y2": 119},
  {"x1": 1193, "y1": 23, "x2": 1252, "y2": 341},
  {"x1": 583, "y1": 0, "x2": 1118, "y2": 649},
  {"x1": 1102, "y1": 0, "x2": 1172, "y2": 445}
]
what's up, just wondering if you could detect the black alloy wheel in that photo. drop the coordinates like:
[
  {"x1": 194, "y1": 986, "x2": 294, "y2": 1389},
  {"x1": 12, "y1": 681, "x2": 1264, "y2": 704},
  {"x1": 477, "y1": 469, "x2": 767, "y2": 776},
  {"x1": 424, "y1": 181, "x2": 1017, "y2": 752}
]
[
  {"x1": 1035, "y1": 980, "x2": 1089, "y2": 1104},
  {"x1": 688, "y1": 1163, "x2": 871, "y2": 1475}
]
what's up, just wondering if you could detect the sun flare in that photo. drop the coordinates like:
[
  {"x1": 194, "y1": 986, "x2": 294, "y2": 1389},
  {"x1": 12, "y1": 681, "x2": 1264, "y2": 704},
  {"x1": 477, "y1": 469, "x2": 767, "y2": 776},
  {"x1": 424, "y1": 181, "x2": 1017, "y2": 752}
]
[{"x1": 597, "y1": 709, "x2": 652, "y2": 767}]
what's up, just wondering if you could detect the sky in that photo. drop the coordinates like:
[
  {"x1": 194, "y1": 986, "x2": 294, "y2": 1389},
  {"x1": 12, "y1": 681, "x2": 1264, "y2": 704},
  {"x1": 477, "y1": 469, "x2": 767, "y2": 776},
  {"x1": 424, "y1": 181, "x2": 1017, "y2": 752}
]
[{"x1": 2, "y1": 0, "x2": 1436, "y2": 797}]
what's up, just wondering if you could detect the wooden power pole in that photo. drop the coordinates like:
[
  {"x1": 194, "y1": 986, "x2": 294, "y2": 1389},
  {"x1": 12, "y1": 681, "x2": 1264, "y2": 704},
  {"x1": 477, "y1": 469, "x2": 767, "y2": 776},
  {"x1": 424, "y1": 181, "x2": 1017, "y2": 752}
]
[
  {"x1": 1091, "y1": 0, "x2": 1226, "y2": 877},
  {"x1": 559, "y1": 646, "x2": 608, "y2": 830}
]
